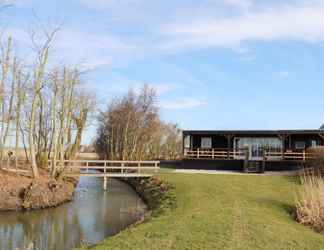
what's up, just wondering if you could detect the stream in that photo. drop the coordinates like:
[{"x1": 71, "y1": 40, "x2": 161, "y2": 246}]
[{"x1": 0, "y1": 176, "x2": 147, "y2": 250}]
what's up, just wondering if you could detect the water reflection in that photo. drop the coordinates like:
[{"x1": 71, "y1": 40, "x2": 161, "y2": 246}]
[{"x1": 0, "y1": 177, "x2": 147, "y2": 250}]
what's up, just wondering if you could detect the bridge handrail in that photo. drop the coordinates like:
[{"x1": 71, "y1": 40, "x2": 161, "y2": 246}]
[{"x1": 52, "y1": 160, "x2": 160, "y2": 164}]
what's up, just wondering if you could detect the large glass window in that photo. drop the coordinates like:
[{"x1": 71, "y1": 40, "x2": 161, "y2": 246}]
[
  {"x1": 234, "y1": 137, "x2": 282, "y2": 159},
  {"x1": 201, "y1": 137, "x2": 212, "y2": 149}
]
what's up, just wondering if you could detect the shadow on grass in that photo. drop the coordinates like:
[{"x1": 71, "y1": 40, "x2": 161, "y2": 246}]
[
  {"x1": 251, "y1": 197, "x2": 295, "y2": 216},
  {"x1": 282, "y1": 175, "x2": 300, "y2": 184}
]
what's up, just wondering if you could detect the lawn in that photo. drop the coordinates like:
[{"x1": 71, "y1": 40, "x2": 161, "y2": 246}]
[{"x1": 90, "y1": 172, "x2": 324, "y2": 250}]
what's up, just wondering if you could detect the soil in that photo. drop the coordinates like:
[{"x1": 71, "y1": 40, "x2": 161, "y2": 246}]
[{"x1": 0, "y1": 168, "x2": 78, "y2": 211}]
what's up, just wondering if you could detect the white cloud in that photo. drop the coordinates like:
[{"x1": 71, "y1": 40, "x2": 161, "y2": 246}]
[
  {"x1": 160, "y1": 97, "x2": 207, "y2": 109},
  {"x1": 53, "y1": 28, "x2": 137, "y2": 66},
  {"x1": 161, "y1": 3, "x2": 324, "y2": 50},
  {"x1": 153, "y1": 83, "x2": 176, "y2": 95}
]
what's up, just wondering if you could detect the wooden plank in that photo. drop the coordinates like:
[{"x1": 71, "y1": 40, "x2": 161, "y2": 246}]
[
  {"x1": 67, "y1": 166, "x2": 159, "y2": 170},
  {"x1": 66, "y1": 173, "x2": 152, "y2": 177}
]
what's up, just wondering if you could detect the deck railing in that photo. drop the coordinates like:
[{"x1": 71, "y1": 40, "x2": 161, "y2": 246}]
[{"x1": 184, "y1": 148, "x2": 317, "y2": 161}]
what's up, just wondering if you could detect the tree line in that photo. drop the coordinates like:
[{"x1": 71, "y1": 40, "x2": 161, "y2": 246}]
[{"x1": 0, "y1": 30, "x2": 182, "y2": 179}]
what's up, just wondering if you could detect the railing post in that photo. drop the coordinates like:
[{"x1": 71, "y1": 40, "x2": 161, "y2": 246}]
[
  {"x1": 212, "y1": 148, "x2": 214, "y2": 159},
  {"x1": 155, "y1": 162, "x2": 158, "y2": 173},
  {"x1": 86, "y1": 161, "x2": 89, "y2": 172},
  {"x1": 197, "y1": 148, "x2": 200, "y2": 158},
  {"x1": 138, "y1": 162, "x2": 141, "y2": 174},
  {"x1": 121, "y1": 162, "x2": 124, "y2": 175},
  {"x1": 303, "y1": 150, "x2": 306, "y2": 162}
]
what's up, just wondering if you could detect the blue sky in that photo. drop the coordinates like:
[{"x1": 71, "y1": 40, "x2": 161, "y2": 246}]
[{"x1": 3, "y1": 0, "x2": 324, "y2": 142}]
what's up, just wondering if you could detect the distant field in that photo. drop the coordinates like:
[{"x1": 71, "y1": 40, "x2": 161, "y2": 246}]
[
  {"x1": 91, "y1": 172, "x2": 324, "y2": 250},
  {"x1": 76, "y1": 152, "x2": 100, "y2": 160}
]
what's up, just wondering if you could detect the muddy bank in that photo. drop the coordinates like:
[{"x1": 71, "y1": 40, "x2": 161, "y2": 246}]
[{"x1": 0, "y1": 169, "x2": 77, "y2": 211}]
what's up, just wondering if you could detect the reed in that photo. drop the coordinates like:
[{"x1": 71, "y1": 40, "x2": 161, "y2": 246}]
[{"x1": 295, "y1": 172, "x2": 324, "y2": 232}]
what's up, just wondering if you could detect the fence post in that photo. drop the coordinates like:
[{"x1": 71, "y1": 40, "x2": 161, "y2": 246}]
[
  {"x1": 212, "y1": 148, "x2": 214, "y2": 159},
  {"x1": 197, "y1": 148, "x2": 200, "y2": 159},
  {"x1": 86, "y1": 161, "x2": 89, "y2": 173},
  {"x1": 121, "y1": 162, "x2": 124, "y2": 175},
  {"x1": 138, "y1": 162, "x2": 141, "y2": 174}
]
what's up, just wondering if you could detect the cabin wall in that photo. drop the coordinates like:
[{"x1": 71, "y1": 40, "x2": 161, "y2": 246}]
[
  {"x1": 191, "y1": 135, "x2": 229, "y2": 149},
  {"x1": 285, "y1": 135, "x2": 324, "y2": 149},
  {"x1": 186, "y1": 133, "x2": 324, "y2": 150}
]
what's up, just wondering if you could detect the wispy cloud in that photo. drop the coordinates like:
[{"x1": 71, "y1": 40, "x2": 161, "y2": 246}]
[
  {"x1": 160, "y1": 97, "x2": 207, "y2": 110},
  {"x1": 161, "y1": 3, "x2": 324, "y2": 50}
]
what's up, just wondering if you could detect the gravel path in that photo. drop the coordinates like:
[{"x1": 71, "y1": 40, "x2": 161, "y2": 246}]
[{"x1": 173, "y1": 169, "x2": 300, "y2": 176}]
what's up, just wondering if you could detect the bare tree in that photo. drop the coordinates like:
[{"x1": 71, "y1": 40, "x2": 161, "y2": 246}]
[
  {"x1": 95, "y1": 85, "x2": 182, "y2": 161},
  {"x1": 0, "y1": 30, "x2": 96, "y2": 179}
]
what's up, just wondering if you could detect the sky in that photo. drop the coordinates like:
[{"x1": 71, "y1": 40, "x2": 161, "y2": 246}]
[{"x1": 3, "y1": 0, "x2": 324, "y2": 143}]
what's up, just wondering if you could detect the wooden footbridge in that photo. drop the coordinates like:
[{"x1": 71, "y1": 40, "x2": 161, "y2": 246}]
[{"x1": 57, "y1": 160, "x2": 160, "y2": 190}]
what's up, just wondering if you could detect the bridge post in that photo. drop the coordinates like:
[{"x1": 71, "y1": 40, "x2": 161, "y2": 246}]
[
  {"x1": 103, "y1": 162, "x2": 107, "y2": 191},
  {"x1": 103, "y1": 176, "x2": 108, "y2": 191}
]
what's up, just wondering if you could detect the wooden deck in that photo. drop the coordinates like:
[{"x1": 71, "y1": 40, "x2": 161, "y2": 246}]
[{"x1": 184, "y1": 148, "x2": 316, "y2": 162}]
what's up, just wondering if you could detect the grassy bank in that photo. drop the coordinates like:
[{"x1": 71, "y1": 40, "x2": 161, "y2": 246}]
[{"x1": 91, "y1": 173, "x2": 324, "y2": 250}]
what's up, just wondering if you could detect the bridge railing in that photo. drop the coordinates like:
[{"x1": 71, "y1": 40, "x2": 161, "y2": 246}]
[{"x1": 51, "y1": 160, "x2": 160, "y2": 177}]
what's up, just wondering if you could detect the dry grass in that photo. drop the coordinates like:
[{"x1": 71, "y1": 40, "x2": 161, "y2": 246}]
[{"x1": 295, "y1": 173, "x2": 324, "y2": 232}]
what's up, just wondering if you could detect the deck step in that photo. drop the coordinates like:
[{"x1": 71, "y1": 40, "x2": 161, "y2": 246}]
[{"x1": 244, "y1": 161, "x2": 264, "y2": 173}]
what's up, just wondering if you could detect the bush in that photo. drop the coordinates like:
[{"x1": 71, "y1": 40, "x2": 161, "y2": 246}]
[
  {"x1": 295, "y1": 173, "x2": 324, "y2": 232},
  {"x1": 305, "y1": 147, "x2": 324, "y2": 176}
]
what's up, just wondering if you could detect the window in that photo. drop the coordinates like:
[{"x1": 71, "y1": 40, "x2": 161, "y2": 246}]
[
  {"x1": 295, "y1": 141, "x2": 305, "y2": 149},
  {"x1": 184, "y1": 135, "x2": 191, "y2": 148},
  {"x1": 201, "y1": 137, "x2": 212, "y2": 149},
  {"x1": 311, "y1": 140, "x2": 318, "y2": 148}
]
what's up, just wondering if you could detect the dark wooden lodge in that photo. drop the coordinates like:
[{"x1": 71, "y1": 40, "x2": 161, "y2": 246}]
[{"x1": 182, "y1": 129, "x2": 324, "y2": 172}]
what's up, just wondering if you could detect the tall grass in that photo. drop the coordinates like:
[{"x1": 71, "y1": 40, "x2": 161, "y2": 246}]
[{"x1": 295, "y1": 173, "x2": 324, "y2": 232}]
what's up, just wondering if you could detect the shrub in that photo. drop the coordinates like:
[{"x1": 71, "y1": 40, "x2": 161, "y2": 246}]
[
  {"x1": 295, "y1": 173, "x2": 324, "y2": 232},
  {"x1": 305, "y1": 146, "x2": 324, "y2": 176}
]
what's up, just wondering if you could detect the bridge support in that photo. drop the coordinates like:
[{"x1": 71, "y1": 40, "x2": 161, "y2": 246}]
[{"x1": 103, "y1": 176, "x2": 108, "y2": 191}]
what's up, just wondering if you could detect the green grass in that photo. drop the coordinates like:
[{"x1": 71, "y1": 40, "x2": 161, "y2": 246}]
[{"x1": 90, "y1": 173, "x2": 324, "y2": 250}]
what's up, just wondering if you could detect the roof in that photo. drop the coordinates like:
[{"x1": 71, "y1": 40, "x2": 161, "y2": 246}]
[{"x1": 183, "y1": 129, "x2": 324, "y2": 136}]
